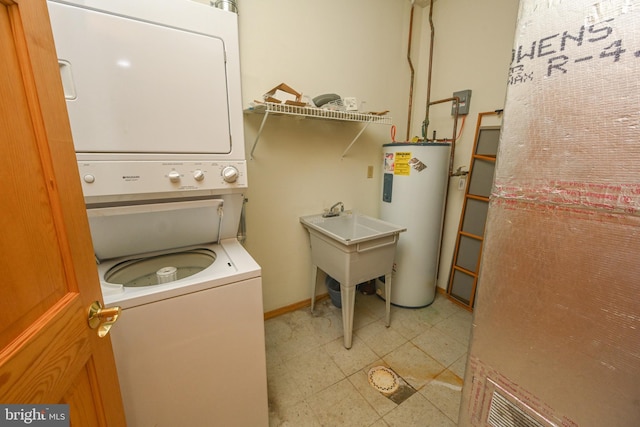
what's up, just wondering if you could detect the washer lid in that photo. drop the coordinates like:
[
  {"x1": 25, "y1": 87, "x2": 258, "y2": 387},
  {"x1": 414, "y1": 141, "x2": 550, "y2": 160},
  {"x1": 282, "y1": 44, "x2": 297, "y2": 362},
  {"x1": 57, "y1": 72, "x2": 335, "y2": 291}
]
[
  {"x1": 105, "y1": 248, "x2": 216, "y2": 287},
  {"x1": 88, "y1": 199, "x2": 224, "y2": 261}
]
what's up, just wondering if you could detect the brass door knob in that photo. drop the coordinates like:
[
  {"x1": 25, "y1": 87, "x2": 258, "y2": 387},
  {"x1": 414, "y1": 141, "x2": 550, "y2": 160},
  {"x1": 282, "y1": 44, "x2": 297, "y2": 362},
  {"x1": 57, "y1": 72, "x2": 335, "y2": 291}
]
[{"x1": 88, "y1": 301, "x2": 121, "y2": 338}]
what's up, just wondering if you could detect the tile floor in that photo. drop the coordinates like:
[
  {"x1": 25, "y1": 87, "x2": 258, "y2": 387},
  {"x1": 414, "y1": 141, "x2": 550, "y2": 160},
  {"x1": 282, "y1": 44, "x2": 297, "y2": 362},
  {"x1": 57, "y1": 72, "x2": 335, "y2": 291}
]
[{"x1": 264, "y1": 291, "x2": 473, "y2": 426}]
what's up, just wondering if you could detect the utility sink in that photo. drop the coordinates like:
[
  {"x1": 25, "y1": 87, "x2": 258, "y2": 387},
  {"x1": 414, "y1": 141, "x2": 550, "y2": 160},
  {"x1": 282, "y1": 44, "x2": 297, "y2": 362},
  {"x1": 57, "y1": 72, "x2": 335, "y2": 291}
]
[
  {"x1": 300, "y1": 211, "x2": 406, "y2": 288},
  {"x1": 300, "y1": 211, "x2": 406, "y2": 349},
  {"x1": 300, "y1": 211, "x2": 406, "y2": 246}
]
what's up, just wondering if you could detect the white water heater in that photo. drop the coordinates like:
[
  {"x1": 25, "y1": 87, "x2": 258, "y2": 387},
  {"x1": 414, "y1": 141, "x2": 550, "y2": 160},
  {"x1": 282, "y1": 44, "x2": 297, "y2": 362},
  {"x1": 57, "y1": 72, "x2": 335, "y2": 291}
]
[{"x1": 380, "y1": 143, "x2": 450, "y2": 307}]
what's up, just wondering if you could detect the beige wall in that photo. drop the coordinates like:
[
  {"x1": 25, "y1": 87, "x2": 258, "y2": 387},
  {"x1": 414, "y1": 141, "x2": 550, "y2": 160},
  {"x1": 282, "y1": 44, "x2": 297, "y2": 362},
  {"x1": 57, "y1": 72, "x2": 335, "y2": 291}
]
[
  {"x1": 420, "y1": 1, "x2": 519, "y2": 292},
  {"x1": 232, "y1": 0, "x2": 518, "y2": 312}
]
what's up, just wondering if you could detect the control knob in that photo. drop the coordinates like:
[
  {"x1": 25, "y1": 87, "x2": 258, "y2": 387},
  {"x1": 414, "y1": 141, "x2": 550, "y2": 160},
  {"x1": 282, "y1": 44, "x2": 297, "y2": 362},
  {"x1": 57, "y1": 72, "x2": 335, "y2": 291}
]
[
  {"x1": 168, "y1": 171, "x2": 181, "y2": 183},
  {"x1": 193, "y1": 169, "x2": 205, "y2": 181},
  {"x1": 221, "y1": 166, "x2": 239, "y2": 183}
]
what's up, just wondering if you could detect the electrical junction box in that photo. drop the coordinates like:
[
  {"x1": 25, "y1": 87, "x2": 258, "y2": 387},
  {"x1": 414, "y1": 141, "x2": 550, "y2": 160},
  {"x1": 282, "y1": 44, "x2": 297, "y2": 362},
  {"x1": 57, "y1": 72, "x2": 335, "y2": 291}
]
[{"x1": 452, "y1": 89, "x2": 472, "y2": 115}]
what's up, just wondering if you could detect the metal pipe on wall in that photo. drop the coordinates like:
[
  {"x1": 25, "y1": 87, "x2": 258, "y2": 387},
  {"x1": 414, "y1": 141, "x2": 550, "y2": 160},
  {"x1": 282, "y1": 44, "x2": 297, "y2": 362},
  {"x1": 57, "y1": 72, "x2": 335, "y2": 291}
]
[
  {"x1": 413, "y1": 0, "x2": 463, "y2": 285},
  {"x1": 428, "y1": 96, "x2": 460, "y2": 281},
  {"x1": 405, "y1": 2, "x2": 416, "y2": 141},
  {"x1": 428, "y1": 96, "x2": 460, "y2": 177},
  {"x1": 423, "y1": 0, "x2": 435, "y2": 139}
]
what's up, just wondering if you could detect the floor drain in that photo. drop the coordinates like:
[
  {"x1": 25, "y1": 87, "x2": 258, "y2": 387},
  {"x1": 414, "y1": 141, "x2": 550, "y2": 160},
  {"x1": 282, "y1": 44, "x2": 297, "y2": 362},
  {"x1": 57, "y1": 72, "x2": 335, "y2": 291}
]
[{"x1": 367, "y1": 366, "x2": 400, "y2": 395}]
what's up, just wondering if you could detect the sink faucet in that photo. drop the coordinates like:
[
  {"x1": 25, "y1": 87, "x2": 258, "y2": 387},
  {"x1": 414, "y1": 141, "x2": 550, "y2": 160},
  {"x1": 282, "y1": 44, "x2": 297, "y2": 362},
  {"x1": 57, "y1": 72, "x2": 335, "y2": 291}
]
[{"x1": 323, "y1": 201, "x2": 344, "y2": 217}]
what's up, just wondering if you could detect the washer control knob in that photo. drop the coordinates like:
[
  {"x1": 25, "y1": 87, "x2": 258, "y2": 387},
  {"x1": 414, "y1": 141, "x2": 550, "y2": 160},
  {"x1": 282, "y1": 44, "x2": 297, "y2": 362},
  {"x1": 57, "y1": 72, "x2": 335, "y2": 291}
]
[
  {"x1": 83, "y1": 174, "x2": 95, "y2": 184},
  {"x1": 168, "y1": 171, "x2": 181, "y2": 183},
  {"x1": 221, "y1": 166, "x2": 239, "y2": 183},
  {"x1": 193, "y1": 169, "x2": 205, "y2": 181}
]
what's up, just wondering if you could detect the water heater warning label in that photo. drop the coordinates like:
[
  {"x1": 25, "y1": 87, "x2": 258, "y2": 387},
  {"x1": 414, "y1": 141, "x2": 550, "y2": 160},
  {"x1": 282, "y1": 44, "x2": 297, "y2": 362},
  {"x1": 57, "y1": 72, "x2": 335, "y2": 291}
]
[
  {"x1": 394, "y1": 152, "x2": 411, "y2": 176},
  {"x1": 408, "y1": 157, "x2": 427, "y2": 172},
  {"x1": 384, "y1": 152, "x2": 426, "y2": 176},
  {"x1": 383, "y1": 152, "x2": 395, "y2": 173}
]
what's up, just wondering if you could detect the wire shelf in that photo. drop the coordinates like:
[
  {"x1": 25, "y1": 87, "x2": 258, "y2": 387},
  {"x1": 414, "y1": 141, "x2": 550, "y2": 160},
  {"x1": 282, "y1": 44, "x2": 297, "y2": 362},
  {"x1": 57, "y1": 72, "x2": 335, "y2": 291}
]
[
  {"x1": 244, "y1": 102, "x2": 392, "y2": 158},
  {"x1": 245, "y1": 102, "x2": 392, "y2": 125}
]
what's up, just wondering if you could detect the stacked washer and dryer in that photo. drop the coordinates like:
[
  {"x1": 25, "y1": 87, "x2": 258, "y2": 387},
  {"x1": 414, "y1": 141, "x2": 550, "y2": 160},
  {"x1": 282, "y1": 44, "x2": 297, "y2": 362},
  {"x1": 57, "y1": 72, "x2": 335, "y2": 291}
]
[{"x1": 47, "y1": 0, "x2": 268, "y2": 425}]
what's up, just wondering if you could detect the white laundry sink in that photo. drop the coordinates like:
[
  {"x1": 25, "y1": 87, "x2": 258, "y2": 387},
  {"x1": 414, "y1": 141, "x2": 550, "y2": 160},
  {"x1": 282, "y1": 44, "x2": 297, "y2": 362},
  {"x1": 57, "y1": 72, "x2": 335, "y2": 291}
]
[
  {"x1": 300, "y1": 212, "x2": 406, "y2": 286},
  {"x1": 300, "y1": 211, "x2": 406, "y2": 246},
  {"x1": 300, "y1": 211, "x2": 406, "y2": 348}
]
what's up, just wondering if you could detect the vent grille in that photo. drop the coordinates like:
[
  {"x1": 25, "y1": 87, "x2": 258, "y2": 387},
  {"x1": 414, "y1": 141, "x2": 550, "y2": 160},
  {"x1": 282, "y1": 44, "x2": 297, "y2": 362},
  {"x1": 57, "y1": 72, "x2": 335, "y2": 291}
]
[{"x1": 488, "y1": 391, "x2": 546, "y2": 427}]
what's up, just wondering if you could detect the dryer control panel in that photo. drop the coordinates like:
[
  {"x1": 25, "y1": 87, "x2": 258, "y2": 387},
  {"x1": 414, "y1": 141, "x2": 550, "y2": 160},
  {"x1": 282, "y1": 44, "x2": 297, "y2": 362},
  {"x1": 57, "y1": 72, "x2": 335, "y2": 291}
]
[{"x1": 78, "y1": 160, "x2": 248, "y2": 199}]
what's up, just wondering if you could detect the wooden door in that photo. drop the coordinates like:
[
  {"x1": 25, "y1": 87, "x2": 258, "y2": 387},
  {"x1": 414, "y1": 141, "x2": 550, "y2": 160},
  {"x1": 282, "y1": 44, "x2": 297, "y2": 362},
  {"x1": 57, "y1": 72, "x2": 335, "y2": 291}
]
[{"x1": 0, "y1": 1, "x2": 127, "y2": 425}]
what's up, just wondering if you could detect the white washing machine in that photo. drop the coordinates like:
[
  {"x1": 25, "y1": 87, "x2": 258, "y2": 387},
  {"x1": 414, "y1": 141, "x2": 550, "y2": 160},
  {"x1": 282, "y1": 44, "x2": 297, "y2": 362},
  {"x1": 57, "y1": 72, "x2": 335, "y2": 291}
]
[
  {"x1": 47, "y1": 0, "x2": 269, "y2": 425},
  {"x1": 88, "y1": 195, "x2": 268, "y2": 426}
]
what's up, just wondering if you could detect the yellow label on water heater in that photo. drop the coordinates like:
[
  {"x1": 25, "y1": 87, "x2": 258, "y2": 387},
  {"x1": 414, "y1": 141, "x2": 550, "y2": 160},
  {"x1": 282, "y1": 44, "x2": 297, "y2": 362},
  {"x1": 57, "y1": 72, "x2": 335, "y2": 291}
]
[{"x1": 394, "y1": 152, "x2": 411, "y2": 176}]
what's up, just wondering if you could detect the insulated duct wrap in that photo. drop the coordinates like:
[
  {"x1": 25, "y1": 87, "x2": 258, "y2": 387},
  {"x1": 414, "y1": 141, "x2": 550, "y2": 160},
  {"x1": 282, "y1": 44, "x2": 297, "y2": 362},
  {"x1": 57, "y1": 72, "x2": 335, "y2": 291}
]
[{"x1": 459, "y1": 1, "x2": 640, "y2": 426}]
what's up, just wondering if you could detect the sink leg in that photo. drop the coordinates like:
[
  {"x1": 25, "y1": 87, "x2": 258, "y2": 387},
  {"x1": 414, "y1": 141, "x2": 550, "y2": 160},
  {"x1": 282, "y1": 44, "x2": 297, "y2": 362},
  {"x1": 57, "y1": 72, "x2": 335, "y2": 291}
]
[
  {"x1": 385, "y1": 273, "x2": 392, "y2": 327},
  {"x1": 341, "y1": 285, "x2": 356, "y2": 349},
  {"x1": 310, "y1": 265, "x2": 318, "y2": 313}
]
